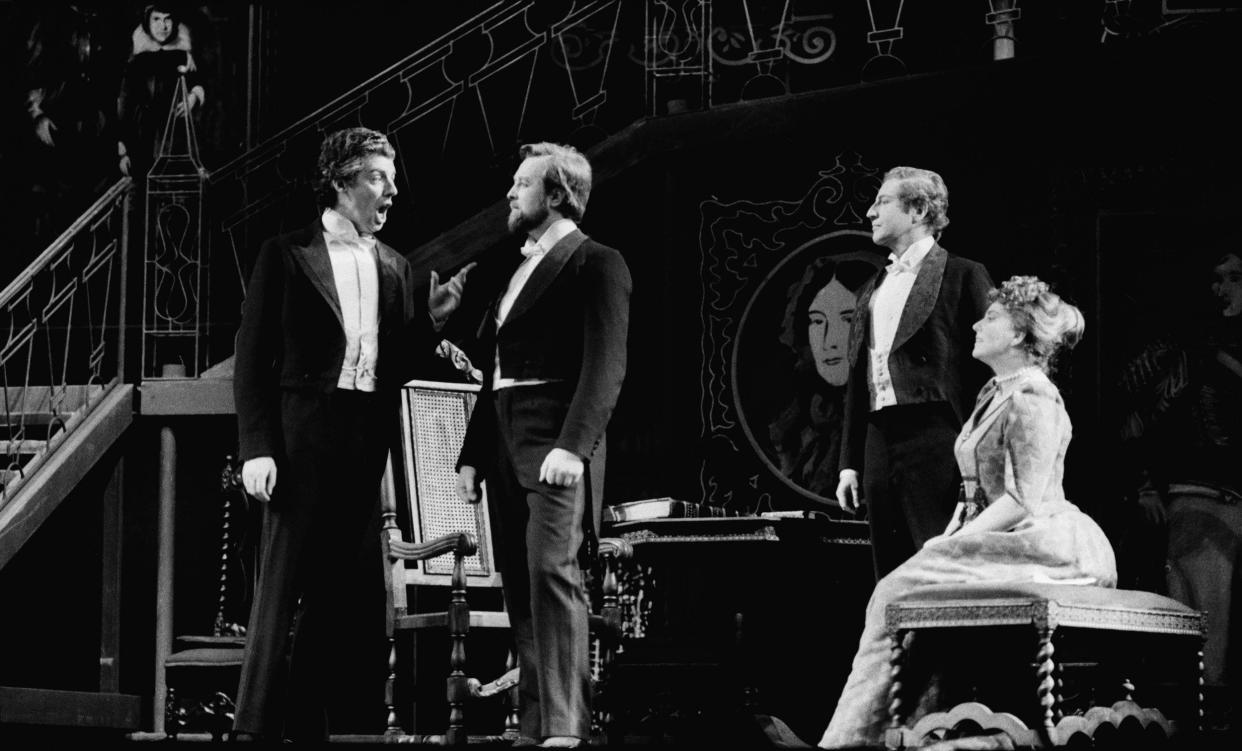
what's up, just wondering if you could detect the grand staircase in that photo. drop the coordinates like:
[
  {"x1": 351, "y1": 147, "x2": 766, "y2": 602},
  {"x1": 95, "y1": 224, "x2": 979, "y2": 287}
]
[
  {"x1": 0, "y1": 175, "x2": 134, "y2": 568},
  {"x1": 0, "y1": 177, "x2": 136, "y2": 731}
]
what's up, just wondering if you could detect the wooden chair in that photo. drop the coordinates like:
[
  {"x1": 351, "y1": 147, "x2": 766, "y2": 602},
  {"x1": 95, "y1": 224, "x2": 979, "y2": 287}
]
[
  {"x1": 881, "y1": 582, "x2": 1206, "y2": 749},
  {"x1": 163, "y1": 455, "x2": 257, "y2": 740},
  {"x1": 380, "y1": 380, "x2": 632, "y2": 745}
]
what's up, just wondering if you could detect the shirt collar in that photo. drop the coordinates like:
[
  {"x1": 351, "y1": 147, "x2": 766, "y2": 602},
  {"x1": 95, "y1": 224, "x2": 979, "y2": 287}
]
[
  {"x1": 528, "y1": 218, "x2": 578, "y2": 255},
  {"x1": 322, "y1": 208, "x2": 374, "y2": 245},
  {"x1": 887, "y1": 235, "x2": 935, "y2": 273}
]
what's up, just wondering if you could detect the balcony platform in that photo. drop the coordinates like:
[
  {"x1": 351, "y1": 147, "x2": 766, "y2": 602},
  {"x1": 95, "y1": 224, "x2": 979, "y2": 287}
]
[
  {"x1": 138, "y1": 379, "x2": 234, "y2": 416},
  {"x1": 138, "y1": 357, "x2": 235, "y2": 416}
]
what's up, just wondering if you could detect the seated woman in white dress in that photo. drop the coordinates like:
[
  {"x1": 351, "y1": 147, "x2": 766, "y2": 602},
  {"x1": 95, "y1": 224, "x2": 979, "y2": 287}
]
[{"x1": 819, "y1": 275, "x2": 1118, "y2": 749}]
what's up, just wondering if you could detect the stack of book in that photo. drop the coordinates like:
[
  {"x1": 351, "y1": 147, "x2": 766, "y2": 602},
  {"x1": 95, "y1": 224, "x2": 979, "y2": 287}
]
[{"x1": 601, "y1": 497, "x2": 737, "y2": 523}]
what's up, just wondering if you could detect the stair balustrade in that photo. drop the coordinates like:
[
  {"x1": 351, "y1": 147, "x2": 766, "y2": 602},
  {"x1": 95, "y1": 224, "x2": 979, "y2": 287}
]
[{"x1": 0, "y1": 178, "x2": 131, "y2": 529}]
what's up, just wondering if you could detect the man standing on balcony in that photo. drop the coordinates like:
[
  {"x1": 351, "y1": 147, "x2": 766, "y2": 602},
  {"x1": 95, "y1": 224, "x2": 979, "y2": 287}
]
[
  {"x1": 230, "y1": 127, "x2": 473, "y2": 742},
  {"x1": 835, "y1": 166, "x2": 993, "y2": 579},
  {"x1": 456, "y1": 142, "x2": 631, "y2": 748}
]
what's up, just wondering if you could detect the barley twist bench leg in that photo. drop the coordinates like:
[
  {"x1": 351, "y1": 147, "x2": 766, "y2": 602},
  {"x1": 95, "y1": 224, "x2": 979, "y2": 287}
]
[
  {"x1": 889, "y1": 629, "x2": 912, "y2": 731},
  {"x1": 1196, "y1": 637, "x2": 1206, "y2": 734},
  {"x1": 1035, "y1": 625, "x2": 1058, "y2": 733}
]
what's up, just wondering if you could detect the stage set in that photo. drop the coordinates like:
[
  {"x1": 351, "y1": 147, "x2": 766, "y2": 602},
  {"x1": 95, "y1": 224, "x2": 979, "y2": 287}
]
[{"x1": 0, "y1": 1, "x2": 1240, "y2": 747}]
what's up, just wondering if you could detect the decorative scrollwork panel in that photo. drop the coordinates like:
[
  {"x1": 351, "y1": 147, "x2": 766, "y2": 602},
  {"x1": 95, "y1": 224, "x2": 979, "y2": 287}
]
[{"x1": 698, "y1": 153, "x2": 883, "y2": 514}]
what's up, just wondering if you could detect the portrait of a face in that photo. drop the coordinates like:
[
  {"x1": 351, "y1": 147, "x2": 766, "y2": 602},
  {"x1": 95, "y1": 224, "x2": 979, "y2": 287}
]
[
  {"x1": 731, "y1": 232, "x2": 882, "y2": 503},
  {"x1": 806, "y1": 277, "x2": 855, "y2": 387}
]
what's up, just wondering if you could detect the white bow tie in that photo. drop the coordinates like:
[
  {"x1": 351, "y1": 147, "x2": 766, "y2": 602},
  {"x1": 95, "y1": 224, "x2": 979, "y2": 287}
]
[
  {"x1": 520, "y1": 239, "x2": 544, "y2": 258},
  {"x1": 886, "y1": 258, "x2": 916, "y2": 275}
]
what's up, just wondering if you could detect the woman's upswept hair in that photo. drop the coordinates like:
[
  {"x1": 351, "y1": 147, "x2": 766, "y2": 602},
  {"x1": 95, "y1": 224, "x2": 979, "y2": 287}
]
[
  {"x1": 883, "y1": 166, "x2": 950, "y2": 234},
  {"x1": 520, "y1": 142, "x2": 592, "y2": 222},
  {"x1": 314, "y1": 127, "x2": 395, "y2": 209},
  {"x1": 990, "y1": 275, "x2": 1085, "y2": 371}
]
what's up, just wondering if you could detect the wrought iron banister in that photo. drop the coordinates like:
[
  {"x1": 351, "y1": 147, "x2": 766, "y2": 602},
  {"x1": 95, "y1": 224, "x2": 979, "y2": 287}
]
[
  {"x1": 1, "y1": 177, "x2": 131, "y2": 508},
  {"x1": 211, "y1": 1, "x2": 514, "y2": 184},
  {"x1": 201, "y1": 0, "x2": 653, "y2": 374},
  {"x1": 1, "y1": 179, "x2": 132, "y2": 309}
]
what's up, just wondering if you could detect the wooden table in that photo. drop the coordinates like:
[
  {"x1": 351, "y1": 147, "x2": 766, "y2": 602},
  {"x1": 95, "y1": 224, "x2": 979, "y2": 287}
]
[{"x1": 602, "y1": 515, "x2": 872, "y2": 746}]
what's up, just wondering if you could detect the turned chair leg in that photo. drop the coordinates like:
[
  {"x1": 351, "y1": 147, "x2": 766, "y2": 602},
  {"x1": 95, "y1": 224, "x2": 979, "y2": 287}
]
[
  {"x1": 503, "y1": 649, "x2": 521, "y2": 740},
  {"x1": 384, "y1": 630, "x2": 402, "y2": 736},
  {"x1": 165, "y1": 686, "x2": 184, "y2": 740}
]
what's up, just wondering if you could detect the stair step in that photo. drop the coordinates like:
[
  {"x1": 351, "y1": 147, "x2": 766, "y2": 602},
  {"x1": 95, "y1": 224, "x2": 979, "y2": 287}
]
[
  {"x1": 3, "y1": 385, "x2": 104, "y2": 423},
  {"x1": 0, "y1": 411, "x2": 62, "y2": 426},
  {"x1": 2, "y1": 420, "x2": 68, "y2": 443},
  {"x1": 0, "y1": 439, "x2": 49, "y2": 456}
]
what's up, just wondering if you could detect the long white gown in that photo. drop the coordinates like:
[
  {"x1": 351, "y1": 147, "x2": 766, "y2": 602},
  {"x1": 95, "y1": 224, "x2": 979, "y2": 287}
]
[{"x1": 819, "y1": 368, "x2": 1118, "y2": 748}]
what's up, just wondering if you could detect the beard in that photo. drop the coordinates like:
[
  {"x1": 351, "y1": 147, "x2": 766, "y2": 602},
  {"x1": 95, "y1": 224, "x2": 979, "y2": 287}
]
[{"x1": 508, "y1": 202, "x2": 550, "y2": 236}]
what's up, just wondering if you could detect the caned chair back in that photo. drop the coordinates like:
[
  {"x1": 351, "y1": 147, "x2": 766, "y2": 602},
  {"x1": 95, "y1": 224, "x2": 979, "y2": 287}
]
[
  {"x1": 380, "y1": 382, "x2": 631, "y2": 743},
  {"x1": 392, "y1": 379, "x2": 501, "y2": 588}
]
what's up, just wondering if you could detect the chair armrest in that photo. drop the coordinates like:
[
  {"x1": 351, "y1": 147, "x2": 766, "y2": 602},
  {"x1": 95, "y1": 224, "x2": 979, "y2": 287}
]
[
  {"x1": 597, "y1": 537, "x2": 633, "y2": 562},
  {"x1": 386, "y1": 531, "x2": 478, "y2": 562},
  {"x1": 468, "y1": 667, "x2": 521, "y2": 698}
]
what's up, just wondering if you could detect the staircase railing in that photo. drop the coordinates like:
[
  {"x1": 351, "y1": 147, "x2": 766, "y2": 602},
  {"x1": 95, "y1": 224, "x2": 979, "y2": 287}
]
[
  {"x1": 197, "y1": 0, "x2": 704, "y2": 374},
  {"x1": 0, "y1": 177, "x2": 131, "y2": 509}
]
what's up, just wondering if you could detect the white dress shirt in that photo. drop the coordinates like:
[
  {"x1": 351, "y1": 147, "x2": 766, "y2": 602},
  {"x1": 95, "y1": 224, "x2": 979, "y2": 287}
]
[
  {"x1": 868, "y1": 235, "x2": 935, "y2": 410},
  {"x1": 322, "y1": 208, "x2": 380, "y2": 392},
  {"x1": 493, "y1": 218, "x2": 577, "y2": 389}
]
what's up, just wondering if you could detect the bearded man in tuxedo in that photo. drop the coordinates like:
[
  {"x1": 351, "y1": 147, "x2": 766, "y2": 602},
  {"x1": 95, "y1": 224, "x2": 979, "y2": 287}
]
[{"x1": 456, "y1": 142, "x2": 631, "y2": 748}]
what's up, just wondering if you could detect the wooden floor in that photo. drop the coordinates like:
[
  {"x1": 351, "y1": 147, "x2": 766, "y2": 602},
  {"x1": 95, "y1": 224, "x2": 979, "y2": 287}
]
[{"x1": 2, "y1": 725, "x2": 1237, "y2": 750}]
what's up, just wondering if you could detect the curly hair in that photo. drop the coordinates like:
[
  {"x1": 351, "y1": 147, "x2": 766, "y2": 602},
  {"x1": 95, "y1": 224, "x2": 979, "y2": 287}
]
[
  {"x1": 519, "y1": 142, "x2": 592, "y2": 222},
  {"x1": 314, "y1": 127, "x2": 395, "y2": 209},
  {"x1": 989, "y1": 275, "x2": 1085, "y2": 371},
  {"x1": 883, "y1": 166, "x2": 950, "y2": 234}
]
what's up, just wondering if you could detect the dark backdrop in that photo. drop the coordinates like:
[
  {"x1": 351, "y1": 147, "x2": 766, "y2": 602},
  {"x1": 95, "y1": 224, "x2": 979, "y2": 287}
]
[{"x1": 570, "y1": 32, "x2": 1242, "y2": 561}]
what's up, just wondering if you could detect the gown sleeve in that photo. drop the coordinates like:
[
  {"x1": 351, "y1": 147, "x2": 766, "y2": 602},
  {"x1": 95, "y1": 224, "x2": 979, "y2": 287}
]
[{"x1": 1001, "y1": 383, "x2": 1063, "y2": 513}]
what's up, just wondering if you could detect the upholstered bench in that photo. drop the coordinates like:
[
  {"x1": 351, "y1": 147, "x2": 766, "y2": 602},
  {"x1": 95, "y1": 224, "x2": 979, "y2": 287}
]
[{"x1": 882, "y1": 583, "x2": 1205, "y2": 749}]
